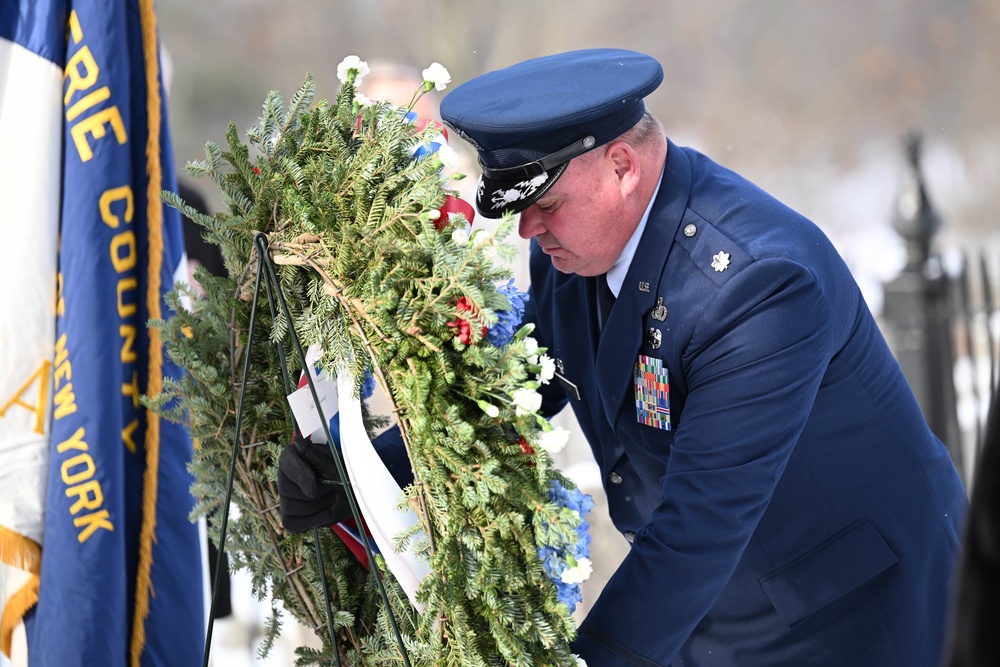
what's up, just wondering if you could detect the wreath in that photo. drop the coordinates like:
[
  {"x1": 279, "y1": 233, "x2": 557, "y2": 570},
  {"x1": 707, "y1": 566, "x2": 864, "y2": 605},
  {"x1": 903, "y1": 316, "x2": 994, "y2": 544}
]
[{"x1": 149, "y1": 57, "x2": 592, "y2": 667}]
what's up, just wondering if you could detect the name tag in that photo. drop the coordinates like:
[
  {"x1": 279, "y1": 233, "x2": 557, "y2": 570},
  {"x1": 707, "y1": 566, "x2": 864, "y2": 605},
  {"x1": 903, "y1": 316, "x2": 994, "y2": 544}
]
[
  {"x1": 555, "y1": 371, "x2": 581, "y2": 401},
  {"x1": 634, "y1": 355, "x2": 670, "y2": 430}
]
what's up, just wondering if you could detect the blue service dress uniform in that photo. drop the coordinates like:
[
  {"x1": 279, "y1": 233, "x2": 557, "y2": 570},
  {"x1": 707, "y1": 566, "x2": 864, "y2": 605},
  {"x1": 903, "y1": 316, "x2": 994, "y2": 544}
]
[{"x1": 526, "y1": 140, "x2": 968, "y2": 666}]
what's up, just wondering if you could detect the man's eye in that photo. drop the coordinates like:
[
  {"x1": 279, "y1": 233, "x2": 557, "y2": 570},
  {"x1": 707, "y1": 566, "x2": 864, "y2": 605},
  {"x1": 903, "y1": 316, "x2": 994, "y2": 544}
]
[{"x1": 538, "y1": 203, "x2": 557, "y2": 213}]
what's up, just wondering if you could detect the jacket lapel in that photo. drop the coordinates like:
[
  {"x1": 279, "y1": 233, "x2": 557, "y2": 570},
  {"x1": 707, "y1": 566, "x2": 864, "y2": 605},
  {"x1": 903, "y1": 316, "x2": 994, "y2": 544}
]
[
  {"x1": 595, "y1": 140, "x2": 691, "y2": 433},
  {"x1": 552, "y1": 275, "x2": 601, "y2": 356}
]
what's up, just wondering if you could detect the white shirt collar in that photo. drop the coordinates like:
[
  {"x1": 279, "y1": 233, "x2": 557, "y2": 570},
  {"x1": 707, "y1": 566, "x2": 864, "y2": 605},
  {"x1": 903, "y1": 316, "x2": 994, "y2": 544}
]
[{"x1": 605, "y1": 167, "x2": 665, "y2": 297}]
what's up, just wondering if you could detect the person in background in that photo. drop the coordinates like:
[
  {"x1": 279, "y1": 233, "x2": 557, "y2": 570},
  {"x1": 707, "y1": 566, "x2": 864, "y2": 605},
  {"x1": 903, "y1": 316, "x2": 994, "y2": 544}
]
[
  {"x1": 178, "y1": 180, "x2": 225, "y2": 297},
  {"x1": 174, "y1": 179, "x2": 233, "y2": 621},
  {"x1": 360, "y1": 60, "x2": 481, "y2": 215},
  {"x1": 361, "y1": 60, "x2": 440, "y2": 122},
  {"x1": 945, "y1": 391, "x2": 1000, "y2": 667}
]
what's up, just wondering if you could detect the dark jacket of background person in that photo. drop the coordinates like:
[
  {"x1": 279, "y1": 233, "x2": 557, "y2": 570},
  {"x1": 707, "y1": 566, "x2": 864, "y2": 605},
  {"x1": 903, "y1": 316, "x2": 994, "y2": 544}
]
[{"x1": 945, "y1": 393, "x2": 1000, "y2": 667}]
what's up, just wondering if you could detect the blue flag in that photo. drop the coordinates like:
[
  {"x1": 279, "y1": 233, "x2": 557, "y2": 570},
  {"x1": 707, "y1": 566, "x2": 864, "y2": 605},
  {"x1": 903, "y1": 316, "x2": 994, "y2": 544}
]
[{"x1": 6, "y1": 1, "x2": 206, "y2": 665}]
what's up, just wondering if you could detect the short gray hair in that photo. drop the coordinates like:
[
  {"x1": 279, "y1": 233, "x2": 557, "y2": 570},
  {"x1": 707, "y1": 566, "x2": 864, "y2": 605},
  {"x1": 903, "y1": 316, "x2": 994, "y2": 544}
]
[{"x1": 621, "y1": 111, "x2": 663, "y2": 147}]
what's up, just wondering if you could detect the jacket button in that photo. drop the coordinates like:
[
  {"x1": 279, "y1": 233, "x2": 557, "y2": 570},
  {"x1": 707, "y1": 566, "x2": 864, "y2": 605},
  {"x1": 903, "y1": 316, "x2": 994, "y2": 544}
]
[
  {"x1": 683, "y1": 223, "x2": 697, "y2": 237},
  {"x1": 624, "y1": 531, "x2": 635, "y2": 543},
  {"x1": 609, "y1": 472, "x2": 623, "y2": 485}
]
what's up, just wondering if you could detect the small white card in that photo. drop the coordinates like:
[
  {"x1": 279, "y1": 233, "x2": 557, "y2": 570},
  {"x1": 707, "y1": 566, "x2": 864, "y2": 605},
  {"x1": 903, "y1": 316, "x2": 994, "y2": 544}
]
[{"x1": 287, "y1": 378, "x2": 339, "y2": 441}]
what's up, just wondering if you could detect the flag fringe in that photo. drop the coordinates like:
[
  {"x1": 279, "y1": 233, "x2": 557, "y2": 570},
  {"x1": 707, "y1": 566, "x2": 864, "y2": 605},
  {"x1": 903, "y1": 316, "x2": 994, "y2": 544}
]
[
  {"x1": 0, "y1": 526, "x2": 41, "y2": 658},
  {"x1": 1, "y1": 576, "x2": 39, "y2": 659},
  {"x1": 0, "y1": 527, "x2": 41, "y2": 573},
  {"x1": 130, "y1": 0, "x2": 165, "y2": 664}
]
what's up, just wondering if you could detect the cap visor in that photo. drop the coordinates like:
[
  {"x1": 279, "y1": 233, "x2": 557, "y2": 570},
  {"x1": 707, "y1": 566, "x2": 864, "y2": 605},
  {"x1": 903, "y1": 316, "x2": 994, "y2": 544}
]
[{"x1": 475, "y1": 162, "x2": 569, "y2": 218}]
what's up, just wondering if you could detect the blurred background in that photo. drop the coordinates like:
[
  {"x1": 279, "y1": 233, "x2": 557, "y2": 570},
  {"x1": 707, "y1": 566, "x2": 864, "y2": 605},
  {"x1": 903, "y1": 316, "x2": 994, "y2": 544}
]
[
  {"x1": 154, "y1": 1, "x2": 1000, "y2": 664},
  {"x1": 160, "y1": 0, "x2": 1000, "y2": 308}
]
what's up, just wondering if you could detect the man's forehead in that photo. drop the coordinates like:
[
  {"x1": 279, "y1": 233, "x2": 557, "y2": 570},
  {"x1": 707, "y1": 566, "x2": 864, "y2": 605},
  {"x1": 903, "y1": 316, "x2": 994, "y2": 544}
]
[
  {"x1": 534, "y1": 175, "x2": 571, "y2": 205},
  {"x1": 537, "y1": 155, "x2": 591, "y2": 198}
]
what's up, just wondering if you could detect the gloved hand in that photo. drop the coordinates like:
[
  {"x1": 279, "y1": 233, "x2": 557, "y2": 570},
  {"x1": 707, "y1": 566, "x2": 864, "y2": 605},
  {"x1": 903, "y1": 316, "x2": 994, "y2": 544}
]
[{"x1": 277, "y1": 436, "x2": 353, "y2": 533}]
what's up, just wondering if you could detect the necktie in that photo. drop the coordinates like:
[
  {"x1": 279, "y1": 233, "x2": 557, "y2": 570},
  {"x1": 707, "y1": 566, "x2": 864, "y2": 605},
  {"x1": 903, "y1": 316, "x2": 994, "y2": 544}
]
[{"x1": 596, "y1": 275, "x2": 616, "y2": 332}]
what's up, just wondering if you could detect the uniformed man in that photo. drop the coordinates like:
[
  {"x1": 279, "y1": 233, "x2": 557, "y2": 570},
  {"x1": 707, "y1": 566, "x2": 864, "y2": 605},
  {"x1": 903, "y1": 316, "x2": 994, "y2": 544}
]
[{"x1": 435, "y1": 48, "x2": 967, "y2": 666}]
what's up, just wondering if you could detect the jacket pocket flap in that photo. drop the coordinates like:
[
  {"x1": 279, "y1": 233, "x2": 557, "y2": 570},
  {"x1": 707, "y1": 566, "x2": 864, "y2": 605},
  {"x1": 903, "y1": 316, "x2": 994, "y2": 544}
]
[{"x1": 759, "y1": 518, "x2": 898, "y2": 626}]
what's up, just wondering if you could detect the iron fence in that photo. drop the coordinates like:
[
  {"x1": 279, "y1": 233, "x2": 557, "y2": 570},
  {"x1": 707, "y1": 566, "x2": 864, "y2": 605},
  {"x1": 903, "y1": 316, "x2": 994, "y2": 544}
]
[{"x1": 882, "y1": 134, "x2": 1000, "y2": 489}]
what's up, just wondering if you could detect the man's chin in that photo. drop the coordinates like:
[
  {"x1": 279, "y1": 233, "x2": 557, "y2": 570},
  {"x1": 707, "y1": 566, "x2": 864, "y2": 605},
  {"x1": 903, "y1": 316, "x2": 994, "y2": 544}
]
[
  {"x1": 549, "y1": 256, "x2": 574, "y2": 274},
  {"x1": 550, "y1": 256, "x2": 601, "y2": 277}
]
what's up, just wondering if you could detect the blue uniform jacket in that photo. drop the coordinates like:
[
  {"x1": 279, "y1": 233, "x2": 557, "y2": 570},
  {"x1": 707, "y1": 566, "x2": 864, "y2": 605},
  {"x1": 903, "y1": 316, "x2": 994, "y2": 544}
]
[{"x1": 526, "y1": 140, "x2": 968, "y2": 666}]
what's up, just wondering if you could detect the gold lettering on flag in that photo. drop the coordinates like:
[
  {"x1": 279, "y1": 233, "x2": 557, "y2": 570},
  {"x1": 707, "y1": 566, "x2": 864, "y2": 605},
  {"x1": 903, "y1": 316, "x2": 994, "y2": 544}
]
[
  {"x1": 0, "y1": 361, "x2": 51, "y2": 434},
  {"x1": 52, "y1": 334, "x2": 77, "y2": 419},
  {"x1": 51, "y1": 350, "x2": 115, "y2": 543},
  {"x1": 64, "y1": 10, "x2": 127, "y2": 162},
  {"x1": 100, "y1": 185, "x2": 143, "y2": 452}
]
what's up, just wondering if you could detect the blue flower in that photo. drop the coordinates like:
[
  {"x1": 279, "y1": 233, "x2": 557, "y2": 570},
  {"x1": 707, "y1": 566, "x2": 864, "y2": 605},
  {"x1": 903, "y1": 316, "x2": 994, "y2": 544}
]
[
  {"x1": 486, "y1": 279, "x2": 529, "y2": 348},
  {"x1": 536, "y1": 479, "x2": 593, "y2": 614}
]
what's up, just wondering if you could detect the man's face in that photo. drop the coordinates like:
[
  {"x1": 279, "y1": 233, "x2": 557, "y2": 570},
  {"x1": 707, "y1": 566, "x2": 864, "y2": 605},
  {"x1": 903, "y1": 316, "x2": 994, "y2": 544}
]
[{"x1": 516, "y1": 150, "x2": 635, "y2": 277}]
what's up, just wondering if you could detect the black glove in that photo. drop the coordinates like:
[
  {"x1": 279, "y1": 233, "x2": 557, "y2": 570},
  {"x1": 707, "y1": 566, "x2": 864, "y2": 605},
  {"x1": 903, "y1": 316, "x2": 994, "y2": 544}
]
[{"x1": 277, "y1": 436, "x2": 353, "y2": 533}]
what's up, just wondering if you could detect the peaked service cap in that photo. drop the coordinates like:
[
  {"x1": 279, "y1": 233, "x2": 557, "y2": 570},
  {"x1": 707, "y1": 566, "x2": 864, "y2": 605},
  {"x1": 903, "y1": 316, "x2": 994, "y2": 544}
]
[{"x1": 439, "y1": 48, "x2": 663, "y2": 218}]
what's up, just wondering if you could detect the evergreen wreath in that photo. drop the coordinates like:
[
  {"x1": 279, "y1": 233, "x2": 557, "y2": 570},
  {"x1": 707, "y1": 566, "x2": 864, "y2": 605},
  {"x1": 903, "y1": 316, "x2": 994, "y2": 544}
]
[{"x1": 148, "y1": 57, "x2": 592, "y2": 666}]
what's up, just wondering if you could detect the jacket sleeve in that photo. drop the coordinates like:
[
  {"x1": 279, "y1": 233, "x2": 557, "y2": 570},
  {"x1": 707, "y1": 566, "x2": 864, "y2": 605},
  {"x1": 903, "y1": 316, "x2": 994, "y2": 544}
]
[{"x1": 573, "y1": 258, "x2": 836, "y2": 666}]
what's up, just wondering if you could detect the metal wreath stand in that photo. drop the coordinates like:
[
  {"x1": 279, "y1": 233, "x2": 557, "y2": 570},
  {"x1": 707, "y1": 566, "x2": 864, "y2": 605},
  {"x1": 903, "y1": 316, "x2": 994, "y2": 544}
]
[{"x1": 201, "y1": 232, "x2": 412, "y2": 667}]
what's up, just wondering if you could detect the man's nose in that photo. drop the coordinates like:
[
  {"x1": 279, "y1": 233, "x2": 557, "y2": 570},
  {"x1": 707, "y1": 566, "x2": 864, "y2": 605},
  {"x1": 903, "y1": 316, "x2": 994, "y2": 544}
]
[{"x1": 518, "y1": 207, "x2": 544, "y2": 240}]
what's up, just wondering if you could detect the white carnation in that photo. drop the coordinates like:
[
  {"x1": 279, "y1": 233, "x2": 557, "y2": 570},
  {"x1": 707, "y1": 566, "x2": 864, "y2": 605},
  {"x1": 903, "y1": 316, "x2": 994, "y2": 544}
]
[
  {"x1": 560, "y1": 557, "x2": 593, "y2": 584},
  {"x1": 354, "y1": 91, "x2": 372, "y2": 107},
  {"x1": 337, "y1": 55, "x2": 369, "y2": 85},
  {"x1": 422, "y1": 62, "x2": 451, "y2": 91},
  {"x1": 537, "y1": 354, "x2": 556, "y2": 384},
  {"x1": 574, "y1": 655, "x2": 588, "y2": 667},
  {"x1": 524, "y1": 337, "x2": 539, "y2": 357},
  {"x1": 436, "y1": 144, "x2": 460, "y2": 170},
  {"x1": 451, "y1": 227, "x2": 469, "y2": 246},
  {"x1": 512, "y1": 387, "x2": 542, "y2": 416},
  {"x1": 537, "y1": 427, "x2": 569, "y2": 454}
]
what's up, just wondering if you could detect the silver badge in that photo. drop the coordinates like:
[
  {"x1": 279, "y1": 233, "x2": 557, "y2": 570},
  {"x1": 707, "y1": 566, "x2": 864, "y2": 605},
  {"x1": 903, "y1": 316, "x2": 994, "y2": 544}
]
[
  {"x1": 646, "y1": 327, "x2": 662, "y2": 350},
  {"x1": 712, "y1": 251, "x2": 731, "y2": 272},
  {"x1": 552, "y1": 359, "x2": 580, "y2": 400},
  {"x1": 638, "y1": 281, "x2": 650, "y2": 293},
  {"x1": 651, "y1": 297, "x2": 668, "y2": 321}
]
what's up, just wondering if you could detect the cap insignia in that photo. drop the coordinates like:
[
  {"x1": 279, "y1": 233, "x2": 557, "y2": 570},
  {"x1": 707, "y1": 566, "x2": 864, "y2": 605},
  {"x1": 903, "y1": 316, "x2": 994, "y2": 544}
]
[{"x1": 491, "y1": 172, "x2": 549, "y2": 207}]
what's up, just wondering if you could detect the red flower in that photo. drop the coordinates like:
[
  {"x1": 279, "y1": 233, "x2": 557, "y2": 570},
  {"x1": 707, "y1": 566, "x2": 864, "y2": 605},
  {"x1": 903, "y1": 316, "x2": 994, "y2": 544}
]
[
  {"x1": 252, "y1": 166, "x2": 261, "y2": 175},
  {"x1": 447, "y1": 296, "x2": 487, "y2": 345},
  {"x1": 446, "y1": 316, "x2": 474, "y2": 345},
  {"x1": 518, "y1": 436, "x2": 537, "y2": 467},
  {"x1": 435, "y1": 195, "x2": 475, "y2": 231}
]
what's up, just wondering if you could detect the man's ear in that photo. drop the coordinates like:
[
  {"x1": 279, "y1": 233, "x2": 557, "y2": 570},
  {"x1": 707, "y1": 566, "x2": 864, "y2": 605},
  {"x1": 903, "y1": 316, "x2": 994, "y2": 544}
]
[{"x1": 606, "y1": 141, "x2": 641, "y2": 197}]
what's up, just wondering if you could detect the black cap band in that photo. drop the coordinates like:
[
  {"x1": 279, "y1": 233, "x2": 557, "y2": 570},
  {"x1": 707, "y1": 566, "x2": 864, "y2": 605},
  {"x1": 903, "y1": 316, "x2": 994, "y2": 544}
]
[{"x1": 479, "y1": 135, "x2": 597, "y2": 181}]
